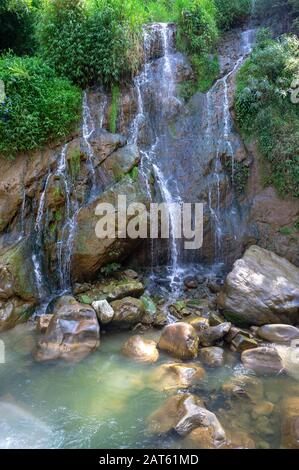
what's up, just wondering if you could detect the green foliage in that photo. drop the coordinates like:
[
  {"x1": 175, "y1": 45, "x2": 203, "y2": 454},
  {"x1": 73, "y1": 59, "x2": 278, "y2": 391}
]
[
  {"x1": 108, "y1": 84, "x2": 120, "y2": 133},
  {"x1": 0, "y1": 54, "x2": 82, "y2": 157},
  {"x1": 100, "y1": 262, "x2": 121, "y2": 277},
  {"x1": 214, "y1": 0, "x2": 251, "y2": 30},
  {"x1": 36, "y1": 0, "x2": 143, "y2": 87},
  {"x1": 235, "y1": 34, "x2": 299, "y2": 198},
  {"x1": 0, "y1": 0, "x2": 37, "y2": 55},
  {"x1": 79, "y1": 294, "x2": 92, "y2": 304}
]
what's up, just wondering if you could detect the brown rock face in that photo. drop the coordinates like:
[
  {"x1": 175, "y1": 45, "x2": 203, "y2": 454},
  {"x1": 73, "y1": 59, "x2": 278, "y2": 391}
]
[
  {"x1": 34, "y1": 296, "x2": 100, "y2": 363},
  {"x1": 148, "y1": 394, "x2": 226, "y2": 444},
  {"x1": 198, "y1": 323, "x2": 231, "y2": 347},
  {"x1": 71, "y1": 178, "x2": 149, "y2": 282},
  {"x1": 149, "y1": 363, "x2": 205, "y2": 391},
  {"x1": 241, "y1": 347, "x2": 283, "y2": 376},
  {"x1": 281, "y1": 397, "x2": 299, "y2": 449},
  {"x1": 218, "y1": 245, "x2": 299, "y2": 326},
  {"x1": 121, "y1": 335, "x2": 159, "y2": 363},
  {"x1": 158, "y1": 323, "x2": 199, "y2": 359}
]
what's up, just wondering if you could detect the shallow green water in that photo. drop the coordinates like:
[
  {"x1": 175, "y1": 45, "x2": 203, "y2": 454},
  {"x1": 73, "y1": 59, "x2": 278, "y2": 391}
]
[{"x1": 0, "y1": 323, "x2": 297, "y2": 449}]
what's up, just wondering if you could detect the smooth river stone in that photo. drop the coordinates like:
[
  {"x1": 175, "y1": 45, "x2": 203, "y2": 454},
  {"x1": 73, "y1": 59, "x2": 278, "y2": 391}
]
[
  {"x1": 257, "y1": 324, "x2": 299, "y2": 344},
  {"x1": 241, "y1": 347, "x2": 283, "y2": 375}
]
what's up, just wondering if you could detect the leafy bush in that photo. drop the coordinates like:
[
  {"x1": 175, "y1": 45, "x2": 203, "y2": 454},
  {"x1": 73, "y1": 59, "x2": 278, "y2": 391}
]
[
  {"x1": 214, "y1": 0, "x2": 251, "y2": 30},
  {"x1": 36, "y1": 0, "x2": 143, "y2": 87},
  {"x1": 235, "y1": 34, "x2": 299, "y2": 197},
  {"x1": 0, "y1": 55, "x2": 82, "y2": 157}
]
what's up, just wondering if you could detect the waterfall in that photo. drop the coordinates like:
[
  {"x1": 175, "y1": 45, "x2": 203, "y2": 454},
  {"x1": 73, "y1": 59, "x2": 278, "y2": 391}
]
[
  {"x1": 82, "y1": 91, "x2": 97, "y2": 198},
  {"x1": 129, "y1": 23, "x2": 183, "y2": 292},
  {"x1": 206, "y1": 29, "x2": 256, "y2": 260}
]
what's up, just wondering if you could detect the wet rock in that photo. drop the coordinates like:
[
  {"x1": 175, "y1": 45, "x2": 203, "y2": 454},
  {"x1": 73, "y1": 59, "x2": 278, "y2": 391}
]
[
  {"x1": 0, "y1": 298, "x2": 35, "y2": 333},
  {"x1": 183, "y1": 426, "x2": 222, "y2": 449},
  {"x1": 110, "y1": 297, "x2": 145, "y2": 328},
  {"x1": 198, "y1": 322, "x2": 231, "y2": 347},
  {"x1": 209, "y1": 312, "x2": 225, "y2": 326},
  {"x1": 71, "y1": 178, "x2": 149, "y2": 281},
  {"x1": 158, "y1": 322, "x2": 199, "y2": 359},
  {"x1": 230, "y1": 334, "x2": 258, "y2": 352},
  {"x1": 153, "y1": 308, "x2": 168, "y2": 328},
  {"x1": 222, "y1": 375, "x2": 264, "y2": 403},
  {"x1": 207, "y1": 279, "x2": 223, "y2": 294},
  {"x1": 188, "y1": 317, "x2": 209, "y2": 331},
  {"x1": 184, "y1": 277, "x2": 198, "y2": 289},
  {"x1": 281, "y1": 397, "x2": 299, "y2": 448},
  {"x1": 199, "y1": 347, "x2": 225, "y2": 367},
  {"x1": 149, "y1": 363, "x2": 205, "y2": 391},
  {"x1": 257, "y1": 324, "x2": 299, "y2": 344},
  {"x1": 148, "y1": 394, "x2": 226, "y2": 444},
  {"x1": 34, "y1": 296, "x2": 100, "y2": 363},
  {"x1": 76, "y1": 278, "x2": 145, "y2": 303},
  {"x1": 140, "y1": 295, "x2": 157, "y2": 325},
  {"x1": 241, "y1": 347, "x2": 283, "y2": 376},
  {"x1": 225, "y1": 326, "x2": 252, "y2": 343},
  {"x1": 122, "y1": 269, "x2": 139, "y2": 280},
  {"x1": 218, "y1": 246, "x2": 299, "y2": 326},
  {"x1": 36, "y1": 314, "x2": 52, "y2": 334},
  {"x1": 223, "y1": 431, "x2": 256, "y2": 449},
  {"x1": 92, "y1": 300, "x2": 114, "y2": 325},
  {"x1": 103, "y1": 144, "x2": 140, "y2": 179},
  {"x1": 121, "y1": 335, "x2": 159, "y2": 363},
  {"x1": 251, "y1": 401, "x2": 275, "y2": 419},
  {"x1": 89, "y1": 128, "x2": 126, "y2": 163}
]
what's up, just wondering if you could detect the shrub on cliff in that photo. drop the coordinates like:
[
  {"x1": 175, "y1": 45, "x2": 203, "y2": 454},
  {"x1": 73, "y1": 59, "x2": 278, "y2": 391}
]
[
  {"x1": 0, "y1": 55, "x2": 82, "y2": 157},
  {"x1": 36, "y1": 0, "x2": 143, "y2": 87},
  {"x1": 235, "y1": 34, "x2": 299, "y2": 197},
  {"x1": 214, "y1": 0, "x2": 252, "y2": 30}
]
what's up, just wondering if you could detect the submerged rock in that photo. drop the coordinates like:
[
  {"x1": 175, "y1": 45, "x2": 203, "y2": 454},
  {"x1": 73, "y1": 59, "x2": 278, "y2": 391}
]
[
  {"x1": 222, "y1": 375, "x2": 264, "y2": 403},
  {"x1": 257, "y1": 324, "x2": 299, "y2": 344},
  {"x1": 34, "y1": 296, "x2": 100, "y2": 363},
  {"x1": 218, "y1": 246, "x2": 299, "y2": 326},
  {"x1": 241, "y1": 347, "x2": 283, "y2": 376},
  {"x1": 199, "y1": 347, "x2": 225, "y2": 368},
  {"x1": 121, "y1": 335, "x2": 159, "y2": 363},
  {"x1": 281, "y1": 397, "x2": 299, "y2": 449},
  {"x1": 158, "y1": 322, "x2": 199, "y2": 359},
  {"x1": 148, "y1": 394, "x2": 226, "y2": 444},
  {"x1": 36, "y1": 314, "x2": 52, "y2": 334},
  {"x1": 197, "y1": 322, "x2": 231, "y2": 347},
  {"x1": 149, "y1": 363, "x2": 205, "y2": 391}
]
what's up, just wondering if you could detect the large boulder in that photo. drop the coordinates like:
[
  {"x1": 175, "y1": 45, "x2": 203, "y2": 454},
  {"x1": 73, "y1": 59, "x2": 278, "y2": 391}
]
[
  {"x1": 76, "y1": 278, "x2": 144, "y2": 303},
  {"x1": 148, "y1": 394, "x2": 226, "y2": 444},
  {"x1": 34, "y1": 295, "x2": 100, "y2": 363},
  {"x1": 218, "y1": 246, "x2": 299, "y2": 326},
  {"x1": 121, "y1": 335, "x2": 159, "y2": 363},
  {"x1": 257, "y1": 324, "x2": 299, "y2": 344},
  {"x1": 199, "y1": 347, "x2": 225, "y2": 368},
  {"x1": 0, "y1": 240, "x2": 38, "y2": 332},
  {"x1": 198, "y1": 323, "x2": 231, "y2": 347},
  {"x1": 71, "y1": 177, "x2": 149, "y2": 281},
  {"x1": 158, "y1": 322, "x2": 199, "y2": 359},
  {"x1": 103, "y1": 144, "x2": 140, "y2": 180},
  {"x1": 241, "y1": 347, "x2": 283, "y2": 376}
]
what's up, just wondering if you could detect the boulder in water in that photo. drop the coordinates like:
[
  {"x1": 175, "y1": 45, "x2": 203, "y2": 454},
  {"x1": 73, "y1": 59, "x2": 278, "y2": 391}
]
[
  {"x1": 121, "y1": 335, "x2": 159, "y2": 363},
  {"x1": 158, "y1": 322, "x2": 199, "y2": 359},
  {"x1": 257, "y1": 324, "x2": 299, "y2": 344},
  {"x1": 222, "y1": 375, "x2": 264, "y2": 403},
  {"x1": 199, "y1": 347, "x2": 225, "y2": 367},
  {"x1": 34, "y1": 295, "x2": 100, "y2": 363},
  {"x1": 197, "y1": 322, "x2": 231, "y2": 347},
  {"x1": 218, "y1": 246, "x2": 299, "y2": 326},
  {"x1": 36, "y1": 314, "x2": 52, "y2": 334},
  {"x1": 241, "y1": 347, "x2": 283, "y2": 376},
  {"x1": 149, "y1": 363, "x2": 205, "y2": 390},
  {"x1": 148, "y1": 394, "x2": 226, "y2": 444}
]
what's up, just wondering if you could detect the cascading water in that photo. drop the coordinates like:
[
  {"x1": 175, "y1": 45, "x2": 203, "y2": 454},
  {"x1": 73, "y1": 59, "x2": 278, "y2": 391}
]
[
  {"x1": 206, "y1": 29, "x2": 256, "y2": 260},
  {"x1": 129, "y1": 23, "x2": 184, "y2": 293}
]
